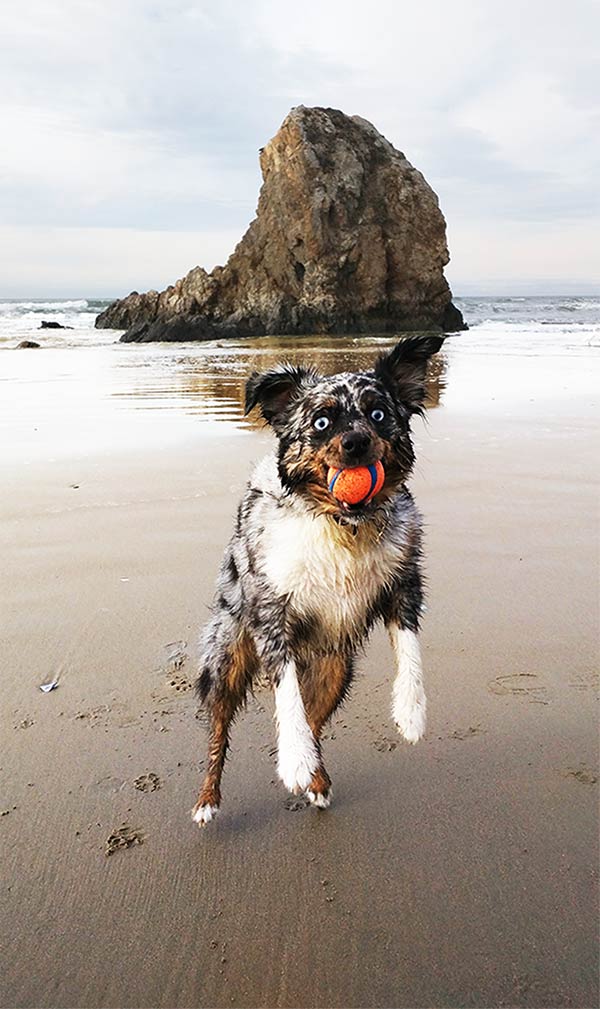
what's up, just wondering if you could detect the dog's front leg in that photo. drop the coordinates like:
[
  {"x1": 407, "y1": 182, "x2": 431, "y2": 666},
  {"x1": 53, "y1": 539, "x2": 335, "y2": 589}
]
[
  {"x1": 388, "y1": 624, "x2": 427, "y2": 744},
  {"x1": 273, "y1": 660, "x2": 319, "y2": 793},
  {"x1": 254, "y1": 611, "x2": 318, "y2": 793}
]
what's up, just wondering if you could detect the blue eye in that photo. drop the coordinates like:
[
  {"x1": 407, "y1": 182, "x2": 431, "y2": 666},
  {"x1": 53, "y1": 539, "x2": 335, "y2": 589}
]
[
  {"x1": 314, "y1": 415, "x2": 330, "y2": 431},
  {"x1": 371, "y1": 408, "x2": 385, "y2": 422}
]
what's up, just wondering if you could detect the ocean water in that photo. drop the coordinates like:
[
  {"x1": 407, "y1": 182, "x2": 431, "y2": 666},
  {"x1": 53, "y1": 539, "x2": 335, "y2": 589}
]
[
  {"x1": 1, "y1": 293, "x2": 599, "y2": 352},
  {"x1": 454, "y1": 295, "x2": 600, "y2": 354},
  {"x1": 1, "y1": 294, "x2": 598, "y2": 462},
  {"x1": 0, "y1": 298, "x2": 114, "y2": 348}
]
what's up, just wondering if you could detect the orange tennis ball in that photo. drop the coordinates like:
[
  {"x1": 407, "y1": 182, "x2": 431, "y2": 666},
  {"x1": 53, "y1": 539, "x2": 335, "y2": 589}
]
[{"x1": 327, "y1": 461, "x2": 385, "y2": 505}]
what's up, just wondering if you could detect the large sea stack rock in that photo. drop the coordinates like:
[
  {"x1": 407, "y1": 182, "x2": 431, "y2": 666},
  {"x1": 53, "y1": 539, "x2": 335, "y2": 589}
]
[{"x1": 97, "y1": 107, "x2": 465, "y2": 341}]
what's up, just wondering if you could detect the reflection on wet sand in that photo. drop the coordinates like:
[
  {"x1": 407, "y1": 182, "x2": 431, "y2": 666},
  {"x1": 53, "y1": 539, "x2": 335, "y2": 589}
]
[{"x1": 112, "y1": 335, "x2": 447, "y2": 426}]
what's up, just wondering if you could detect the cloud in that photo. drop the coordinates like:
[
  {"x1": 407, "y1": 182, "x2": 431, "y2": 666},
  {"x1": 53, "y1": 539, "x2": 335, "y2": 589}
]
[
  {"x1": 251, "y1": 0, "x2": 600, "y2": 222},
  {"x1": 0, "y1": 0, "x2": 598, "y2": 294},
  {"x1": 0, "y1": 0, "x2": 342, "y2": 229}
]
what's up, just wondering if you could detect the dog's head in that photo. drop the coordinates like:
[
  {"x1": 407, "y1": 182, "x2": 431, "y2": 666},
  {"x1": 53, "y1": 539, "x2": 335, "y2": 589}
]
[{"x1": 245, "y1": 336, "x2": 444, "y2": 521}]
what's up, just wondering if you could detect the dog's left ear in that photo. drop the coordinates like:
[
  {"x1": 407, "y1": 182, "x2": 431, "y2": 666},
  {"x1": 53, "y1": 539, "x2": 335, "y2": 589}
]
[
  {"x1": 374, "y1": 336, "x2": 445, "y2": 414},
  {"x1": 245, "y1": 364, "x2": 317, "y2": 425}
]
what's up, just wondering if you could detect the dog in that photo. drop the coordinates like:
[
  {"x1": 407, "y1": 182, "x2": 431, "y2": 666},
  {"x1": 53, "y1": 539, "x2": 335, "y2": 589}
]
[{"x1": 192, "y1": 335, "x2": 444, "y2": 825}]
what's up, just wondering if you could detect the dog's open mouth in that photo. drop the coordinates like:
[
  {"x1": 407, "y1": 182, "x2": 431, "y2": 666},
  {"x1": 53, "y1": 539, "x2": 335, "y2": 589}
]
[
  {"x1": 339, "y1": 499, "x2": 372, "y2": 513},
  {"x1": 331, "y1": 497, "x2": 378, "y2": 529}
]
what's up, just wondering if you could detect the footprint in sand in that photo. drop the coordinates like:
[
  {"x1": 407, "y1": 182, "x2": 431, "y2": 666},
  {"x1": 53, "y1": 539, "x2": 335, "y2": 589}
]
[
  {"x1": 73, "y1": 705, "x2": 110, "y2": 726},
  {"x1": 92, "y1": 775, "x2": 127, "y2": 794},
  {"x1": 105, "y1": 823, "x2": 144, "y2": 856},
  {"x1": 449, "y1": 725, "x2": 485, "y2": 740},
  {"x1": 167, "y1": 673, "x2": 194, "y2": 693},
  {"x1": 373, "y1": 737, "x2": 397, "y2": 752},
  {"x1": 195, "y1": 707, "x2": 210, "y2": 727},
  {"x1": 150, "y1": 642, "x2": 193, "y2": 703},
  {"x1": 74, "y1": 703, "x2": 139, "y2": 729},
  {"x1": 133, "y1": 773, "x2": 161, "y2": 792},
  {"x1": 14, "y1": 718, "x2": 35, "y2": 730},
  {"x1": 162, "y1": 640, "x2": 188, "y2": 673},
  {"x1": 563, "y1": 764, "x2": 598, "y2": 785},
  {"x1": 488, "y1": 673, "x2": 549, "y2": 704},
  {"x1": 284, "y1": 796, "x2": 310, "y2": 812},
  {"x1": 567, "y1": 672, "x2": 599, "y2": 699}
]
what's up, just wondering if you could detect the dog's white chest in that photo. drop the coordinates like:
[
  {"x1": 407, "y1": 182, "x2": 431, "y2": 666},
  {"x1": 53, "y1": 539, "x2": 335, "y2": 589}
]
[{"x1": 261, "y1": 511, "x2": 402, "y2": 637}]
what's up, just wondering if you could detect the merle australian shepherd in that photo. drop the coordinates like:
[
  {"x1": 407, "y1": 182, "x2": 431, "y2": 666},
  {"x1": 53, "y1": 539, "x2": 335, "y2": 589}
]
[{"x1": 192, "y1": 335, "x2": 444, "y2": 825}]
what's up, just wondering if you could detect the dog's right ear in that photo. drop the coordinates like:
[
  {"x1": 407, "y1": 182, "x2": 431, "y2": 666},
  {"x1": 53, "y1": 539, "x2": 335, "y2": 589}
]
[{"x1": 245, "y1": 364, "x2": 317, "y2": 425}]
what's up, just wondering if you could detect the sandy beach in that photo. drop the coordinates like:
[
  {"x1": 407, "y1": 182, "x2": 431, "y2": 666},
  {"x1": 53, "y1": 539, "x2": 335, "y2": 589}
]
[{"x1": 1, "y1": 327, "x2": 598, "y2": 1008}]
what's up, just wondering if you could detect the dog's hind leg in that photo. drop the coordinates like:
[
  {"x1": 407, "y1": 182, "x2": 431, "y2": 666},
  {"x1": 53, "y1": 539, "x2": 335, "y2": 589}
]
[
  {"x1": 301, "y1": 654, "x2": 354, "y2": 808},
  {"x1": 192, "y1": 626, "x2": 257, "y2": 826}
]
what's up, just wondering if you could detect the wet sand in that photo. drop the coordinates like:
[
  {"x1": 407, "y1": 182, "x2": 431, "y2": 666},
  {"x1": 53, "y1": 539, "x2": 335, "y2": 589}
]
[{"x1": 1, "y1": 347, "x2": 599, "y2": 1008}]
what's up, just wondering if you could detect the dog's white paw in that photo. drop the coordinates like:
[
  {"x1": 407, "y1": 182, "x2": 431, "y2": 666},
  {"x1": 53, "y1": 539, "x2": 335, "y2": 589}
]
[
  {"x1": 275, "y1": 663, "x2": 319, "y2": 792},
  {"x1": 307, "y1": 788, "x2": 332, "y2": 809},
  {"x1": 393, "y1": 695, "x2": 427, "y2": 744},
  {"x1": 192, "y1": 803, "x2": 219, "y2": 827},
  {"x1": 278, "y1": 747, "x2": 317, "y2": 793},
  {"x1": 389, "y1": 628, "x2": 427, "y2": 744}
]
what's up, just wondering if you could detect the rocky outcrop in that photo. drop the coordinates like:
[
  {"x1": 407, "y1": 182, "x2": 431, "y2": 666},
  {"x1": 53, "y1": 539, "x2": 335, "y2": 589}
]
[{"x1": 96, "y1": 106, "x2": 464, "y2": 342}]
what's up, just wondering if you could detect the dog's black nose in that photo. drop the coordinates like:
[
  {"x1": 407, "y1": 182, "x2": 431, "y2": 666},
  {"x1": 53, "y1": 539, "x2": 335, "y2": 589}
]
[{"x1": 341, "y1": 430, "x2": 371, "y2": 457}]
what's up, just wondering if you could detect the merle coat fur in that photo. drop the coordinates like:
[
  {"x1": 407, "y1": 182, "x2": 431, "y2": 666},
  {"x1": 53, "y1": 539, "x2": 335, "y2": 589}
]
[{"x1": 192, "y1": 335, "x2": 443, "y2": 825}]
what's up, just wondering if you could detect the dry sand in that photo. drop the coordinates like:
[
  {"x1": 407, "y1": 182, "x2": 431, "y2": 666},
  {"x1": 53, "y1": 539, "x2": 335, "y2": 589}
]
[{"x1": 1, "y1": 355, "x2": 599, "y2": 1008}]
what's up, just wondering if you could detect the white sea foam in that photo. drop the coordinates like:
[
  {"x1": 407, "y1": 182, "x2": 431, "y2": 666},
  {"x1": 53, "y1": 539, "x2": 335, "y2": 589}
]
[
  {"x1": 0, "y1": 299, "x2": 90, "y2": 313},
  {"x1": 447, "y1": 319, "x2": 600, "y2": 356},
  {"x1": 0, "y1": 298, "x2": 115, "y2": 347}
]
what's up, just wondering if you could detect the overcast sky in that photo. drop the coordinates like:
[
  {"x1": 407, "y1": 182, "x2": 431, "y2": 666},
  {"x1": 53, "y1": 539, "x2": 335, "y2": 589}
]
[{"x1": 1, "y1": 0, "x2": 598, "y2": 297}]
